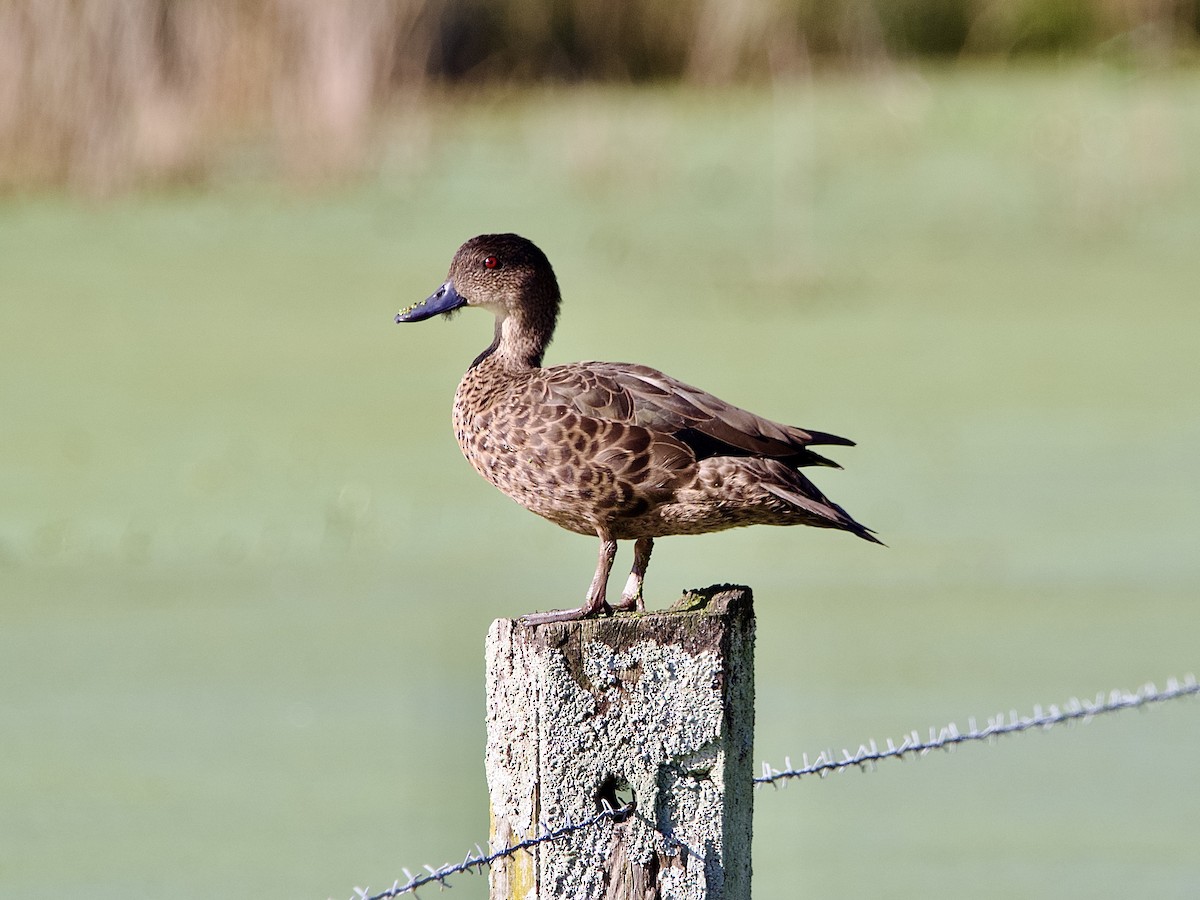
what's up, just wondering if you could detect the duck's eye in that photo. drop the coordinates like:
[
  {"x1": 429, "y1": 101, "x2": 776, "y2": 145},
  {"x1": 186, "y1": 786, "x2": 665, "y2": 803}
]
[{"x1": 484, "y1": 256, "x2": 499, "y2": 270}]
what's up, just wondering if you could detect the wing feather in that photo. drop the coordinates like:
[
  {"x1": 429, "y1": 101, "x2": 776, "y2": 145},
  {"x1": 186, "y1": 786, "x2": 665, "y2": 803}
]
[{"x1": 538, "y1": 362, "x2": 852, "y2": 468}]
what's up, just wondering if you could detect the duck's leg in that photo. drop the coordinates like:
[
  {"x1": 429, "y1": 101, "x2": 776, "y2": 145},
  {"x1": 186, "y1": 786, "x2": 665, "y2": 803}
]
[
  {"x1": 521, "y1": 530, "x2": 617, "y2": 625},
  {"x1": 613, "y1": 537, "x2": 653, "y2": 612}
]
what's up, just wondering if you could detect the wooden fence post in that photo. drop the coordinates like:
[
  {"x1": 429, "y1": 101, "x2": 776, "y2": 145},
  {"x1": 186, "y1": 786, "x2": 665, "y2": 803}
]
[{"x1": 485, "y1": 585, "x2": 755, "y2": 899}]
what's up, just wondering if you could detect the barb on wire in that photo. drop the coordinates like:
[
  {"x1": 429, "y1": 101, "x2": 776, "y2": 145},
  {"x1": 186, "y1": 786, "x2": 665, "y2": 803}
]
[
  {"x1": 755, "y1": 674, "x2": 1198, "y2": 786},
  {"x1": 346, "y1": 801, "x2": 635, "y2": 900}
]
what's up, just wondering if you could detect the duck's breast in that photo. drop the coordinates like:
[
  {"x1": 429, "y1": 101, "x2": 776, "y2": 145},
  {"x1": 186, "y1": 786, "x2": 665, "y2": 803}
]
[{"x1": 452, "y1": 366, "x2": 695, "y2": 536}]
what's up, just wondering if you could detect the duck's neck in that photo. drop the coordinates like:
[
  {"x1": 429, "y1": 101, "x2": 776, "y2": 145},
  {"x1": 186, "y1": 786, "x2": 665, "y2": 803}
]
[{"x1": 472, "y1": 291, "x2": 559, "y2": 371}]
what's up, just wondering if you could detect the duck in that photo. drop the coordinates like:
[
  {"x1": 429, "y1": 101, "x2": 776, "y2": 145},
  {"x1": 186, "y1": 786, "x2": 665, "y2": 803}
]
[{"x1": 396, "y1": 233, "x2": 880, "y2": 624}]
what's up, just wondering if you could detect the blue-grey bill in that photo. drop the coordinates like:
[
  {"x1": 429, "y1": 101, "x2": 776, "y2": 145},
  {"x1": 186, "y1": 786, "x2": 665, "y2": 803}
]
[{"x1": 396, "y1": 281, "x2": 466, "y2": 323}]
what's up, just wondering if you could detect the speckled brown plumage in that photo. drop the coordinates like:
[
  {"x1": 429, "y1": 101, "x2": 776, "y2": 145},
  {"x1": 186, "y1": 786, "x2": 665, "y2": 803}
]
[{"x1": 397, "y1": 233, "x2": 880, "y2": 623}]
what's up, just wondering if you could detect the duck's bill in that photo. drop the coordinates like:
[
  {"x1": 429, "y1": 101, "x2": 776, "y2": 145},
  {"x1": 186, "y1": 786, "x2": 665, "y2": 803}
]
[{"x1": 396, "y1": 281, "x2": 467, "y2": 323}]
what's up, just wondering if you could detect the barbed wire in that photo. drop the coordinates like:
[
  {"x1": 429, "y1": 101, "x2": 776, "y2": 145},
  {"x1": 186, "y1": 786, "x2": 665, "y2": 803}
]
[
  {"x1": 348, "y1": 802, "x2": 636, "y2": 900},
  {"x1": 343, "y1": 675, "x2": 1196, "y2": 899},
  {"x1": 755, "y1": 674, "x2": 1198, "y2": 785}
]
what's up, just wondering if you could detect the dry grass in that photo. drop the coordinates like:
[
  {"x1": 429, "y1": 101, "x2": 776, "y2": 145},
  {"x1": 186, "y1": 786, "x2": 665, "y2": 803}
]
[
  {"x1": 0, "y1": 0, "x2": 431, "y2": 192},
  {"x1": 0, "y1": 0, "x2": 1195, "y2": 193}
]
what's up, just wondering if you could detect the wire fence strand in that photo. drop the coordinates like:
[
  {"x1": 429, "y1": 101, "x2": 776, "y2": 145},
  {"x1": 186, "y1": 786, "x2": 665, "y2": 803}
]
[
  {"x1": 349, "y1": 803, "x2": 636, "y2": 900},
  {"x1": 756, "y1": 674, "x2": 1199, "y2": 785},
  {"x1": 344, "y1": 674, "x2": 1196, "y2": 899}
]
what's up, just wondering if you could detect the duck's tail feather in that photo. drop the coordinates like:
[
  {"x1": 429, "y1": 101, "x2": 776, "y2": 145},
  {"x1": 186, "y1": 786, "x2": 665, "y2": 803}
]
[
  {"x1": 762, "y1": 480, "x2": 885, "y2": 546},
  {"x1": 781, "y1": 447, "x2": 843, "y2": 469},
  {"x1": 796, "y1": 428, "x2": 856, "y2": 447}
]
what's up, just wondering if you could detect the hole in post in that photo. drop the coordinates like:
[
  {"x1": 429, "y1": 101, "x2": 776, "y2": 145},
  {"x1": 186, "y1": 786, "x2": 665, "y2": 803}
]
[{"x1": 594, "y1": 774, "x2": 635, "y2": 822}]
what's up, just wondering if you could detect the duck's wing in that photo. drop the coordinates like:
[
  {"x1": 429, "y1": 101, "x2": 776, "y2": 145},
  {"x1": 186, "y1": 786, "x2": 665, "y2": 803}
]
[{"x1": 537, "y1": 362, "x2": 851, "y2": 468}]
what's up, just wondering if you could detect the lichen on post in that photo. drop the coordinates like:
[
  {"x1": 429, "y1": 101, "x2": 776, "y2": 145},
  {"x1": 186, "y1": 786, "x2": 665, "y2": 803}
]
[{"x1": 485, "y1": 585, "x2": 755, "y2": 899}]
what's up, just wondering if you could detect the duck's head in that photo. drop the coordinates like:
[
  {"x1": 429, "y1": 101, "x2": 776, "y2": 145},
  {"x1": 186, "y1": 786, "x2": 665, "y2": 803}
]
[
  {"x1": 398, "y1": 233, "x2": 561, "y2": 367},
  {"x1": 397, "y1": 233, "x2": 561, "y2": 354}
]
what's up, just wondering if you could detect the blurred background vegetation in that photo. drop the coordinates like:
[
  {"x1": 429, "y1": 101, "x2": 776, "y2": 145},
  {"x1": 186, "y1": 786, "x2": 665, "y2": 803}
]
[
  {"x1": 2, "y1": 0, "x2": 1199, "y2": 192},
  {"x1": 2, "y1": 2, "x2": 1199, "y2": 899}
]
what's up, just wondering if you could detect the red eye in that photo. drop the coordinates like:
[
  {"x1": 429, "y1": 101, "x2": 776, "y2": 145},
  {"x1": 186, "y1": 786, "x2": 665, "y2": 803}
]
[{"x1": 484, "y1": 256, "x2": 498, "y2": 270}]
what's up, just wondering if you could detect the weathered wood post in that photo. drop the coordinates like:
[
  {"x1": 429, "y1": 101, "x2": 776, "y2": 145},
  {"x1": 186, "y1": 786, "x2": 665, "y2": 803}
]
[{"x1": 485, "y1": 585, "x2": 755, "y2": 899}]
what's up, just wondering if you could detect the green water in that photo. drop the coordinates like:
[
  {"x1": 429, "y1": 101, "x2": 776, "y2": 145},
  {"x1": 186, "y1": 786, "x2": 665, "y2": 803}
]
[{"x1": 3, "y1": 66, "x2": 1198, "y2": 897}]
